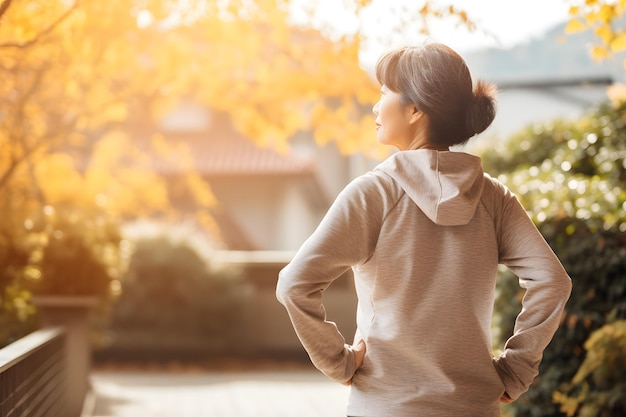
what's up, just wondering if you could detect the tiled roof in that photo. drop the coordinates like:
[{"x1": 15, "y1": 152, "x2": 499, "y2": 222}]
[
  {"x1": 192, "y1": 132, "x2": 314, "y2": 176},
  {"x1": 157, "y1": 128, "x2": 314, "y2": 177}
]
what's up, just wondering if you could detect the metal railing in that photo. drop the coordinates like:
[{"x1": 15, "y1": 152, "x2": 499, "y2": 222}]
[{"x1": 0, "y1": 328, "x2": 67, "y2": 417}]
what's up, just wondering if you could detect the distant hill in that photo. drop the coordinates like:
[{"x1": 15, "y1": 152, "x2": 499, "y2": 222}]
[{"x1": 463, "y1": 20, "x2": 626, "y2": 83}]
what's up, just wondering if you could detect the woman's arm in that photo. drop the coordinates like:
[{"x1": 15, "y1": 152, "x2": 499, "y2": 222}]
[
  {"x1": 276, "y1": 172, "x2": 392, "y2": 383},
  {"x1": 493, "y1": 185, "x2": 572, "y2": 400}
]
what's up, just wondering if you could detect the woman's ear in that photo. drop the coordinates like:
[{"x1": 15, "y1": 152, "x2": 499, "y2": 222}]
[{"x1": 407, "y1": 105, "x2": 423, "y2": 125}]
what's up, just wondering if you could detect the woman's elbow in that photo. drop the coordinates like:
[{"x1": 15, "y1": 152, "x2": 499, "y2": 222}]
[
  {"x1": 275, "y1": 269, "x2": 294, "y2": 305},
  {"x1": 562, "y1": 273, "x2": 573, "y2": 298}
]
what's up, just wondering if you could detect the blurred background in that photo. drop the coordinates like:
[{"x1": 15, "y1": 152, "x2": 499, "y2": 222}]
[{"x1": 0, "y1": 1, "x2": 625, "y2": 416}]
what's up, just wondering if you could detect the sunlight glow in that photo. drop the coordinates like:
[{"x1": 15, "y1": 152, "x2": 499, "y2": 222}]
[{"x1": 137, "y1": 10, "x2": 154, "y2": 28}]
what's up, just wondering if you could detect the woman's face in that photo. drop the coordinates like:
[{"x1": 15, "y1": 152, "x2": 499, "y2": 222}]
[{"x1": 372, "y1": 85, "x2": 417, "y2": 150}]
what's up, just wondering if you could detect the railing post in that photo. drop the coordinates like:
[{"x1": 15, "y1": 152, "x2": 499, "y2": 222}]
[
  {"x1": 32, "y1": 296, "x2": 98, "y2": 417},
  {"x1": 0, "y1": 328, "x2": 66, "y2": 417}
]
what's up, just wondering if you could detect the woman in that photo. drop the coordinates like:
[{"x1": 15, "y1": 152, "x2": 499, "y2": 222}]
[{"x1": 276, "y1": 42, "x2": 571, "y2": 417}]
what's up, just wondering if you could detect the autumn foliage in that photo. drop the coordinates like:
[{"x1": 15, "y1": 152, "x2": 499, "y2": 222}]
[
  {"x1": 0, "y1": 0, "x2": 378, "y2": 218},
  {"x1": 566, "y1": 0, "x2": 626, "y2": 61},
  {"x1": 0, "y1": 0, "x2": 348, "y2": 342},
  {"x1": 0, "y1": 0, "x2": 475, "y2": 347},
  {"x1": 0, "y1": 0, "x2": 487, "y2": 227}
]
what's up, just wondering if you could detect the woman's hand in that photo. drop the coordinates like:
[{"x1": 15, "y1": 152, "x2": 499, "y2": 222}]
[{"x1": 342, "y1": 339, "x2": 366, "y2": 386}]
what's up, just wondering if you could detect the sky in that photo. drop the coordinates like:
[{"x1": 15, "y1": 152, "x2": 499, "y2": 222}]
[
  {"x1": 406, "y1": 0, "x2": 571, "y2": 51},
  {"x1": 289, "y1": 0, "x2": 572, "y2": 66}
]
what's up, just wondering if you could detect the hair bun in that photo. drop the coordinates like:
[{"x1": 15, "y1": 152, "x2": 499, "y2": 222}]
[{"x1": 466, "y1": 81, "x2": 497, "y2": 137}]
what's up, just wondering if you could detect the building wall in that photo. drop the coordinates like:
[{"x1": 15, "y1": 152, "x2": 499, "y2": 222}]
[
  {"x1": 466, "y1": 83, "x2": 610, "y2": 152},
  {"x1": 209, "y1": 175, "x2": 328, "y2": 250}
]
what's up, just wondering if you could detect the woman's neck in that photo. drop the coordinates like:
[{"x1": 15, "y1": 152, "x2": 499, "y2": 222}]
[{"x1": 403, "y1": 133, "x2": 448, "y2": 152}]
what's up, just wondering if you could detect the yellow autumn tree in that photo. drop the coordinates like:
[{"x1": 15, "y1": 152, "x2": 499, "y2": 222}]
[
  {"x1": 0, "y1": 0, "x2": 477, "y2": 343},
  {"x1": 0, "y1": 1, "x2": 214, "y2": 221},
  {"x1": 565, "y1": 0, "x2": 626, "y2": 62},
  {"x1": 0, "y1": 0, "x2": 476, "y2": 226}
]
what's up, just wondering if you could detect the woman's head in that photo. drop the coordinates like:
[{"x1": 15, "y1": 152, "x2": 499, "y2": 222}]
[{"x1": 374, "y1": 42, "x2": 497, "y2": 148}]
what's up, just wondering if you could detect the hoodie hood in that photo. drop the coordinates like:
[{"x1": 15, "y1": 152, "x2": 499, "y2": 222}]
[{"x1": 376, "y1": 150, "x2": 484, "y2": 226}]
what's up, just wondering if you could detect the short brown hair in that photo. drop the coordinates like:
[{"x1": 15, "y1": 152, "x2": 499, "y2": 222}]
[{"x1": 375, "y1": 43, "x2": 497, "y2": 147}]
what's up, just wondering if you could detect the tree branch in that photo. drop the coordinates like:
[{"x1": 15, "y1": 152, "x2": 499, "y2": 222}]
[
  {"x1": 0, "y1": 124, "x2": 75, "y2": 191},
  {"x1": 0, "y1": 0, "x2": 12, "y2": 21},
  {"x1": 0, "y1": 1, "x2": 78, "y2": 49},
  {"x1": 25, "y1": 144, "x2": 47, "y2": 206},
  {"x1": 0, "y1": 66, "x2": 48, "y2": 190}
]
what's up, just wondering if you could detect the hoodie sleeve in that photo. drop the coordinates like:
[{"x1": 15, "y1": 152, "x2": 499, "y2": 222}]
[
  {"x1": 489, "y1": 178, "x2": 572, "y2": 400},
  {"x1": 276, "y1": 172, "x2": 392, "y2": 383}
]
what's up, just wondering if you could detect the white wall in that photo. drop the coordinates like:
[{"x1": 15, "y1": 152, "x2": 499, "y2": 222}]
[
  {"x1": 466, "y1": 84, "x2": 610, "y2": 152},
  {"x1": 210, "y1": 176, "x2": 327, "y2": 251},
  {"x1": 278, "y1": 181, "x2": 325, "y2": 250}
]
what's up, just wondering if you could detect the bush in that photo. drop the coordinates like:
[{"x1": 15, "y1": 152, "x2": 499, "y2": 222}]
[
  {"x1": 26, "y1": 206, "x2": 124, "y2": 298},
  {"x1": 106, "y1": 222, "x2": 249, "y2": 357},
  {"x1": 0, "y1": 210, "x2": 38, "y2": 347},
  {"x1": 553, "y1": 320, "x2": 626, "y2": 417},
  {"x1": 515, "y1": 221, "x2": 625, "y2": 417},
  {"x1": 481, "y1": 98, "x2": 626, "y2": 416},
  {"x1": 0, "y1": 205, "x2": 125, "y2": 348}
]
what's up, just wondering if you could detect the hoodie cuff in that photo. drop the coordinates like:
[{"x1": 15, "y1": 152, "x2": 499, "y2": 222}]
[
  {"x1": 318, "y1": 343, "x2": 356, "y2": 383},
  {"x1": 492, "y1": 353, "x2": 538, "y2": 401}
]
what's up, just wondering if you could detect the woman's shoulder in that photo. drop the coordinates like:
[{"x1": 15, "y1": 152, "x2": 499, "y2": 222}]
[
  {"x1": 335, "y1": 169, "x2": 402, "y2": 210},
  {"x1": 482, "y1": 172, "x2": 510, "y2": 193},
  {"x1": 346, "y1": 168, "x2": 400, "y2": 194},
  {"x1": 480, "y1": 172, "x2": 521, "y2": 219}
]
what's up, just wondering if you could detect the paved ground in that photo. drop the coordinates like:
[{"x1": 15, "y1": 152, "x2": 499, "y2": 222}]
[{"x1": 88, "y1": 370, "x2": 350, "y2": 417}]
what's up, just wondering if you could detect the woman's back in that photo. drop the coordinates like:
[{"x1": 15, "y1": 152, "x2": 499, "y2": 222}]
[{"x1": 349, "y1": 150, "x2": 505, "y2": 416}]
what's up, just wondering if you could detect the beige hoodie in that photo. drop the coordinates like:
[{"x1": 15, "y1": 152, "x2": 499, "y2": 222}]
[{"x1": 276, "y1": 150, "x2": 571, "y2": 417}]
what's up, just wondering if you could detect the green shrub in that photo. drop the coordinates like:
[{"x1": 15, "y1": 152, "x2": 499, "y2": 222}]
[
  {"x1": 107, "y1": 222, "x2": 249, "y2": 355},
  {"x1": 0, "y1": 210, "x2": 38, "y2": 347},
  {"x1": 553, "y1": 320, "x2": 626, "y2": 417},
  {"x1": 27, "y1": 206, "x2": 124, "y2": 298},
  {"x1": 481, "y1": 99, "x2": 626, "y2": 417},
  {"x1": 520, "y1": 221, "x2": 625, "y2": 416},
  {"x1": 0, "y1": 205, "x2": 124, "y2": 348}
]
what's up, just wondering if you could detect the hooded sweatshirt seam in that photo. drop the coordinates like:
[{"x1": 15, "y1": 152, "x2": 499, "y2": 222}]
[
  {"x1": 480, "y1": 175, "x2": 507, "y2": 258},
  {"x1": 434, "y1": 151, "x2": 444, "y2": 223},
  {"x1": 360, "y1": 170, "x2": 405, "y2": 265}
]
